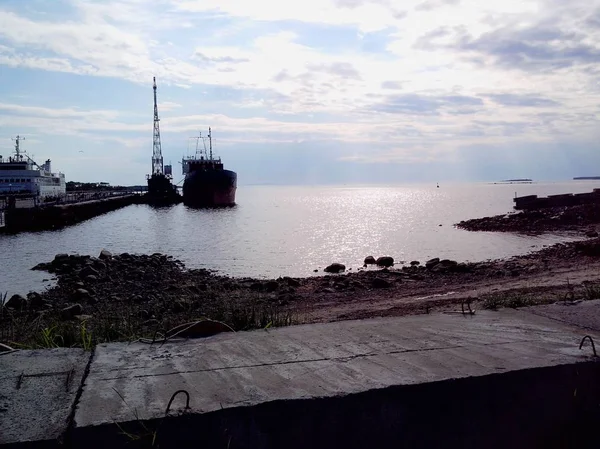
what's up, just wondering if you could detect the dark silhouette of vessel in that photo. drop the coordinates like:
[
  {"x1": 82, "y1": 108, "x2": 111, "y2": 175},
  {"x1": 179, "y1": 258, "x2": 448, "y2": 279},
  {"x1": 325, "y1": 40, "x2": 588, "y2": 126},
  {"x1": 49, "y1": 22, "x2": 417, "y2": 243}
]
[{"x1": 182, "y1": 128, "x2": 237, "y2": 207}]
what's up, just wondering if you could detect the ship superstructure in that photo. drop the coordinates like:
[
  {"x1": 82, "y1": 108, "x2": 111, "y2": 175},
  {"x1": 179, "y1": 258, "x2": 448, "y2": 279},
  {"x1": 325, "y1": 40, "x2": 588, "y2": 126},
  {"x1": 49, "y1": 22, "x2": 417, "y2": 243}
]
[{"x1": 0, "y1": 136, "x2": 66, "y2": 198}]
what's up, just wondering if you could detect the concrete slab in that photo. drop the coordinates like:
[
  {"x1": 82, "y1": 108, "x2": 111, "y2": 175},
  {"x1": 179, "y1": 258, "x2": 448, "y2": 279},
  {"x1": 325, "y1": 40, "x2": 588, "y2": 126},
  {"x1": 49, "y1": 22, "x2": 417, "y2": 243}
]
[
  {"x1": 0, "y1": 348, "x2": 90, "y2": 447},
  {"x1": 522, "y1": 299, "x2": 600, "y2": 332},
  {"x1": 73, "y1": 309, "x2": 600, "y2": 448}
]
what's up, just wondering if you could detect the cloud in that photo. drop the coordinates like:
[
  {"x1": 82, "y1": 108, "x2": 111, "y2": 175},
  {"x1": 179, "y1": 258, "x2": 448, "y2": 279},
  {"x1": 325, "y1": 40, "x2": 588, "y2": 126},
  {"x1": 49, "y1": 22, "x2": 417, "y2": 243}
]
[
  {"x1": 306, "y1": 62, "x2": 362, "y2": 79},
  {"x1": 381, "y1": 80, "x2": 403, "y2": 89},
  {"x1": 415, "y1": 0, "x2": 461, "y2": 12},
  {"x1": 367, "y1": 93, "x2": 483, "y2": 115},
  {"x1": 193, "y1": 52, "x2": 250, "y2": 64},
  {"x1": 482, "y1": 93, "x2": 560, "y2": 107}
]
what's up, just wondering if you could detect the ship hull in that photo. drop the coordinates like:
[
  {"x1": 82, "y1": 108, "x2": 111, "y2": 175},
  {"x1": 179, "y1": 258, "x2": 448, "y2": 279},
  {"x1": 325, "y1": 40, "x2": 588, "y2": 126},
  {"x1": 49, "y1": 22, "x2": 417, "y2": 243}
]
[{"x1": 183, "y1": 169, "x2": 237, "y2": 207}]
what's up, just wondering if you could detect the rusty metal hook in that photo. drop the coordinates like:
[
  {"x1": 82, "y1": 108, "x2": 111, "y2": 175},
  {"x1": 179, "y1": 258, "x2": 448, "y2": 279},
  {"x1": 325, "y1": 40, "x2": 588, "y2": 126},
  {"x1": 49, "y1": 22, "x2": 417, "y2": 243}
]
[
  {"x1": 579, "y1": 335, "x2": 597, "y2": 357},
  {"x1": 164, "y1": 390, "x2": 191, "y2": 416}
]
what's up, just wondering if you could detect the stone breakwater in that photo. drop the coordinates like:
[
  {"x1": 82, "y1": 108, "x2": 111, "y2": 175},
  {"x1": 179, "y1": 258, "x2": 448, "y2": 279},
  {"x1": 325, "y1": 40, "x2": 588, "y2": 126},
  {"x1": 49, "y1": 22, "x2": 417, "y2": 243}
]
[{"x1": 456, "y1": 203, "x2": 600, "y2": 235}]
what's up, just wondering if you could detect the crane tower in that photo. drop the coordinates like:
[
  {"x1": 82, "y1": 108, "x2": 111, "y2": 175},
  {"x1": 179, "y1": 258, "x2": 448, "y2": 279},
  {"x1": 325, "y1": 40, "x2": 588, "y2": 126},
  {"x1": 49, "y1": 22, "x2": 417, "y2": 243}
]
[{"x1": 152, "y1": 76, "x2": 164, "y2": 176}]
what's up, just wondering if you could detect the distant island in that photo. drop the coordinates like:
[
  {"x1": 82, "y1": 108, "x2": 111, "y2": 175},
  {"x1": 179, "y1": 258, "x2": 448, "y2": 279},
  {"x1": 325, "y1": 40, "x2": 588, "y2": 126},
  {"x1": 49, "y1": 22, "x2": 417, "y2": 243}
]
[
  {"x1": 573, "y1": 176, "x2": 600, "y2": 180},
  {"x1": 492, "y1": 178, "x2": 533, "y2": 184}
]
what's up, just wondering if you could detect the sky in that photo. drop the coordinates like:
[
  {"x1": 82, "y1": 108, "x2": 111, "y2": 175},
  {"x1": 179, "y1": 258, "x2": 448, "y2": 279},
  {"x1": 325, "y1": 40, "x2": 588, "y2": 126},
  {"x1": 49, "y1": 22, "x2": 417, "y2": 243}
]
[{"x1": 1, "y1": 0, "x2": 600, "y2": 185}]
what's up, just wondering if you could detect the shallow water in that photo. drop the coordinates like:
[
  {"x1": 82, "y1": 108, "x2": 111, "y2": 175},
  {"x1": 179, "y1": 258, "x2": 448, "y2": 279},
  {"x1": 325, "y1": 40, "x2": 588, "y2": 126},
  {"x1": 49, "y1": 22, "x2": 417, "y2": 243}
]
[{"x1": 1, "y1": 181, "x2": 598, "y2": 296}]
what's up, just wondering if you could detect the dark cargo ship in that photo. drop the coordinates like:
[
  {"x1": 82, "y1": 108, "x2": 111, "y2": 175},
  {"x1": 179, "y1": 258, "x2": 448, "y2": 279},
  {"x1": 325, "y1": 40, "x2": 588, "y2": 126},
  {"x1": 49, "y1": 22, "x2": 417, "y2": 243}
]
[{"x1": 182, "y1": 128, "x2": 237, "y2": 207}]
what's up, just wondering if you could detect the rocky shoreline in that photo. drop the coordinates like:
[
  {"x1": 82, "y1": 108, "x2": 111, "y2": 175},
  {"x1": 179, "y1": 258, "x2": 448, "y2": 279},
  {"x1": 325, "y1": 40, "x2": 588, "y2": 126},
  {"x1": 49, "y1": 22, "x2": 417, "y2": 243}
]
[
  {"x1": 456, "y1": 203, "x2": 600, "y2": 235},
  {"x1": 3, "y1": 233, "x2": 600, "y2": 348}
]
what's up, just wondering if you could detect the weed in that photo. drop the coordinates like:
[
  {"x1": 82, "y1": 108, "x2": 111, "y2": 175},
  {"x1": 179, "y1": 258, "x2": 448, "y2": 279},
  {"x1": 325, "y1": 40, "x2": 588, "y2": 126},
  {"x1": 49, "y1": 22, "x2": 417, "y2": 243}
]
[
  {"x1": 481, "y1": 292, "x2": 535, "y2": 310},
  {"x1": 80, "y1": 320, "x2": 93, "y2": 351},
  {"x1": 582, "y1": 282, "x2": 600, "y2": 300},
  {"x1": 39, "y1": 325, "x2": 62, "y2": 348}
]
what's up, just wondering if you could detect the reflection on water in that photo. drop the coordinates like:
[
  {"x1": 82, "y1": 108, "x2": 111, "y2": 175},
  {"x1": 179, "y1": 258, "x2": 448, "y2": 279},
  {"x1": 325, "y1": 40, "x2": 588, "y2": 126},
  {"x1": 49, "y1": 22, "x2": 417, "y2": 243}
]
[{"x1": 1, "y1": 181, "x2": 598, "y2": 295}]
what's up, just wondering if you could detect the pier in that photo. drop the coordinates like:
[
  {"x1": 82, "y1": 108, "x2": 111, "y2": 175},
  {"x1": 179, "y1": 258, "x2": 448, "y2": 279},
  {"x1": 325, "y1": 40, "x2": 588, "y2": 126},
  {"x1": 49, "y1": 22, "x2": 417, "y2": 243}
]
[
  {"x1": 2, "y1": 303, "x2": 600, "y2": 449},
  {"x1": 514, "y1": 188, "x2": 600, "y2": 210},
  {"x1": 0, "y1": 191, "x2": 143, "y2": 233}
]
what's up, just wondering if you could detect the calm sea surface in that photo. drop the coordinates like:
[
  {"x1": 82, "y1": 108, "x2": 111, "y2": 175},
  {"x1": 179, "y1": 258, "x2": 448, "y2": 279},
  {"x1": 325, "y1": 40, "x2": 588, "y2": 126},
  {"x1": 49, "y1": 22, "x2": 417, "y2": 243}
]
[{"x1": 2, "y1": 181, "x2": 599, "y2": 296}]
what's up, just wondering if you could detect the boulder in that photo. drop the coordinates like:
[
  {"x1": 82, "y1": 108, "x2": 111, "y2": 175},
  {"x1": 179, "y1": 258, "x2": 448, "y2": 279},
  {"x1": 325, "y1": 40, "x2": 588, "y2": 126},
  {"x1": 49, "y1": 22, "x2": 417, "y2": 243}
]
[
  {"x1": 376, "y1": 256, "x2": 394, "y2": 267},
  {"x1": 6, "y1": 294, "x2": 27, "y2": 309},
  {"x1": 61, "y1": 303, "x2": 83, "y2": 320},
  {"x1": 80, "y1": 266, "x2": 100, "y2": 278},
  {"x1": 324, "y1": 263, "x2": 346, "y2": 273},
  {"x1": 264, "y1": 281, "x2": 279, "y2": 292},
  {"x1": 439, "y1": 259, "x2": 458, "y2": 270},
  {"x1": 364, "y1": 256, "x2": 377, "y2": 265},
  {"x1": 283, "y1": 277, "x2": 300, "y2": 287},
  {"x1": 371, "y1": 278, "x2": 392, "y2": 288},
  {"x1": 410, "y1": 261, "x2": 420, "y2": 266},
  {"x1": 99, "y1": 249, "x2": 113, "y2": 260},
  {"x1": 31, "y1": 262, "x2": 51, "y2": 271},
  {"x1": 54, "y1": 253, "x2": 69, "y2": 263},
  {"x1": 73, "y1": 288, "x2": 92, "y2": 301},
  {"x1": 425, "y1": 258, "x2": 440, "y2": 269},
  {"x1": 250, "y1": 282, "x2": 263, "y2": 291},
  {"x1": 27, "y1": 292, "x2": 45, "y2": 308}
]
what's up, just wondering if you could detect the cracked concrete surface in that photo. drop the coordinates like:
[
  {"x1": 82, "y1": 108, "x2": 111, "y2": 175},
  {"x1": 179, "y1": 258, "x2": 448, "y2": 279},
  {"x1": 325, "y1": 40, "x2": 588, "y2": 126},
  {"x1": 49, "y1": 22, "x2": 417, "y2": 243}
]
[
  {"x1": 74, "y1": 309, "x2": 599, "y2": 428},
  {"x1": 0, "y1": 348, "x2": 89, "y2": 446}
]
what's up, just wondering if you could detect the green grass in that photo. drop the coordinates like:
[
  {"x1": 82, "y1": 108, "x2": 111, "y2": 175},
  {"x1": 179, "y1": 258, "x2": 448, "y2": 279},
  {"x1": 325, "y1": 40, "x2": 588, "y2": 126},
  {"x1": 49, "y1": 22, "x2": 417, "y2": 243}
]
[{"x1": 1, "y1": 296, "x2": 295, "y2": 350}]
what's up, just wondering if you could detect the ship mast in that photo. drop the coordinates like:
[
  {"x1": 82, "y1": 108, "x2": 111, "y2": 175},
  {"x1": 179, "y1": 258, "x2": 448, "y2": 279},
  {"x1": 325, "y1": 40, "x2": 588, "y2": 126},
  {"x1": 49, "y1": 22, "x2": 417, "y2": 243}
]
[
  {"x1": 208, "y1": 127, "x2": 213, "y2": 160},
  {"x1": 152, "y1": 77, "x2": 164, "y2": 176},
  {"x1": 12, "y1": 135, "x2": 24, "y2": 158}
]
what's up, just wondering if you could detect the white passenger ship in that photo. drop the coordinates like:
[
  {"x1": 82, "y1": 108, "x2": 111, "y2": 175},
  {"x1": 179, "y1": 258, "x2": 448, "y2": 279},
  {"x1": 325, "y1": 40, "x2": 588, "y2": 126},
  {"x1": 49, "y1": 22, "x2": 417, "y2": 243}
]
[{"x1": 0, "y1": 136, "x2": 66, "y2": 198}]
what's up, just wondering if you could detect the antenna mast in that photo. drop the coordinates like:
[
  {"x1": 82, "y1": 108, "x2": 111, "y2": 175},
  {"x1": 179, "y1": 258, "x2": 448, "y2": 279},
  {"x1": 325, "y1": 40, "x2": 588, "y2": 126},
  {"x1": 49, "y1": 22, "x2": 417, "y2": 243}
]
[
  {"x1": 12, "y1": 135, "x2": 24, "y2": 158},
  {"x1": 152, "y1": 77, "x2": 164, "y2": 175}
]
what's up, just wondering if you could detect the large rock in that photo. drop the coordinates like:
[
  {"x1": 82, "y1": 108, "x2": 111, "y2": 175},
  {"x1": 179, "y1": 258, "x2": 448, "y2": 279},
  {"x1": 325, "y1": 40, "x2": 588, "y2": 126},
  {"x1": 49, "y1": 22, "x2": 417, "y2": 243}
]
[
  {"x1": 283, "y1": 277, "x2": 300, "y2": 287},
  {"x1": 31, "y1": 262, "x2": 51, "y2": 271},
  {"x1": 80, "y1": 266, "x2": 100, "y2": 278},
  {"x1": 6, "y1": 294, "x2": 27, "y2": 309},
  {"x1": 99, "y1": 249, "x2": 112, "y2": 260},
  {"x1": 376, "y1": 256, "x2": 394, "y2": 267},
  {"x1": 54, "y1": 253, "x2": 69, "y2": 263},
  {"x1": 439, "y1": 259, "x2": 458, "y2": 269},
  {"x1": 425, "y1": 258, "x2": 440, "y2": 269},
  {"x1": 264, "y1": 281, "x2": 279, "y2": 292},
  {"x1": 410, "y1": 261, "x2": 420, "y2": 266},
  {"x1": 72, "y1": 288, "x2": 92, "y2": 301},
  {"x1": 324, "y1": 263, "x2": 346, "y2": 273},
  {"x1": 364, "y1": 256, "x2": 376, "y2": 265},
  {"x1": 27, "y1": 292, "x2": 45, "y2": 308},
  {"x1": 371, "y1": 278, "x2": 392, "y2": 288},
  {"x1": 61, "y1": 303, "x2": 83, "y2": 320}
]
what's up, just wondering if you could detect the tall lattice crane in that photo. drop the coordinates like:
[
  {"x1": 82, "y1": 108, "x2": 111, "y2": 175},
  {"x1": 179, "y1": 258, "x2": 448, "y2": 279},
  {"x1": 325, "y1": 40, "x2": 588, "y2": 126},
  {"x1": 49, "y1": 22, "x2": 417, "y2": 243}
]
[{"x1": 152, "y1": 76, "x2": 164, "y2": 176}]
